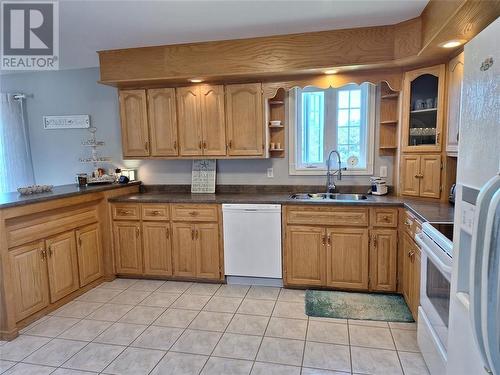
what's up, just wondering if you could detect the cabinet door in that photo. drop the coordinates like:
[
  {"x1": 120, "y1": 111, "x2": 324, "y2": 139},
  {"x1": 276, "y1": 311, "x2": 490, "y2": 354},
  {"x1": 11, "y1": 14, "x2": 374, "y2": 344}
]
[
  {"x1": 369, "y1": 229, "x2": 397, "y2": 292},
  {"x1": 119, "y1": 89, "x2": 150, "y2": 157},
  {"x1": 200, "y1": 85, "x2": 226, "y2": 156},
  {"x1": 46, "y1": 231, "x2": 79, "y2": 303},
  {"x1": 401, "y1": 154, "x2": 420, "y2": 197},
  {"x1": 420, "y1": 154, "x2": 441, "y2": 198},
  {"x1": 9, "y1": 241, "x2": 49, "y2": 321},
  {"x1": 402, "y1": 233, "x2": 414, "y2": 306},
  {"x1": 177, "y1": 86, "x2": 203, "y2": 156},
  {"x1": 113, "y1": 221, "x2": 143, "y2": 274},
  {"x1": 148, "y1": 88, "x2": 178, "y2": 156},
  {"x1": 446, "y1": 52, "x2": 464, "y2": 156},
  {"x1": 411, "y1": 248, "x2": 421, "y2": 319},
  {"x1": 326, "y1": 228, "x2": 369, "y2": 290},
  {"x1": 143, "y1": 222, "x2": 172, "y2": 276},
  {"x1": 195, "y1": 223, "x2": 221, "y2": 279},
  {"x1": 172, "y1": 222, "x2": 196, "y2": 277},
  {"x1": 285, "y1": 226, "x2": 325, "y2": 286},
  {"x1": 76, "y1": 224, "x2": 104, "y2": 287},
  {"x1": 225, "y1": 83, "x2": 264, "y2": 156}
]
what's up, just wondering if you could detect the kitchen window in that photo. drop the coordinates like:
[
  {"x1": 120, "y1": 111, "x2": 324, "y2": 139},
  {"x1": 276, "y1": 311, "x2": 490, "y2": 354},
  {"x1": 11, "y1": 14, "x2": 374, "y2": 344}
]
[{"x1": 289, "y1": 83, "x2": 375, "y2": 175}]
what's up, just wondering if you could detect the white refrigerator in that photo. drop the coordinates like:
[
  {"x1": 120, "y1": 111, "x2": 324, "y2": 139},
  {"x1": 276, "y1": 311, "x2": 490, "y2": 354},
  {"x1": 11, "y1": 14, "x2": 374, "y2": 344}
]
[{"x1": 446, "y1": 18, "x2": 500, "y2": 375}]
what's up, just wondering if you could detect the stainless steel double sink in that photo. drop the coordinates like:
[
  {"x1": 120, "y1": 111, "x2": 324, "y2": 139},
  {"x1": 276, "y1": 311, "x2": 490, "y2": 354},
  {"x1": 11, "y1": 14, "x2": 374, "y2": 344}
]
[{"x1": 289, "y1": 193, "x2": 368, "y2": 201}]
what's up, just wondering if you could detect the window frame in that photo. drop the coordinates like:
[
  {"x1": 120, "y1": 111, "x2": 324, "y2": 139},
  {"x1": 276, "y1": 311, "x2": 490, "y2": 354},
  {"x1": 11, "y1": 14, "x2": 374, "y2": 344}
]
[{"x1": 288, "y1": 83, "x2": 376, "y2": 176}]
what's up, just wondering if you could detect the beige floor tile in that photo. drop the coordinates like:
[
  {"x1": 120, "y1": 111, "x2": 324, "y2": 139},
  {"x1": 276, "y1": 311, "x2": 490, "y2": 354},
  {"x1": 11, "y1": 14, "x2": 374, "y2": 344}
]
[
  {"x1": 308, "y1": 316, "x2": 347, "y2": 324},
  {"x1": 349, "y1": 324, "x2": 395, "y2": 350},
  {"x1": 265, "y1": 317, "x2": 307, "y2": 340},
  {"x1": 52, "y1": 368, "x2": 97, "y2": 375},
  {"x1": 99, "y1": 278, "x2": 139, "y2": 290},
  {"x1": 171, "y1": 329, "x2": 222, "y2": 355},
  {"x1": 303, "y1": 341, "x2": 351, "y2": 372},
  {"x1": 109, "y1": 290, "x2": 151, "y2": 305},
  {"x1": 389, "y1": 322, "x2": 417, "y2": 331},
  {"x1": 189, "y1": 311, "x2": 233, "y2": 332},
  {"x1": 153, "y1": 308, "x2": 199, "y2": 328},
  {"x1": 351, "y1": 346, "x2": 403, "y2": 374},
  {"x1": 273, "y1": 301, "x2": 307, "y2": 320},
  {"x1": 227, "y1": 314, "x2": 269, "y2": 336},
  {"x1": 62, "y1": 343, "x2": 125, "y2": 372},
  {"x1": 204, "y1": 296, "x2": 243, "y2": 313},
  {"x1": 58, "y1": 319, "x2": 111, "y2": 341},
  {"x1": 119, "y1": 306, "x2": 164, "y2": 325},
  {"x1": 391, "y1": 328, "x2": 419, "y2": 352},
  {"x1": 18, "y1": 316, "x2": 49, "y2": 334},
  {"x1": 301, "y1": 368, "x2": 350, "y2": 375},
  {"x1": 131, "y1": 325, "x2": 183, "y2": 350},
  {"x1": 52, "y1": 301, "x2": 103, "y2": 319},
  {"x1": 139, "y1": 292, "x2": 180, "y2": 307},
  {"x1": 2, "y1": 363, "x2": 55, "y2": 375},
  {"x1": 238, "y1": 299, "x2": 275, "y2": 316},
  {"x1": 278, "y1": 289, "x2": 305, "y2": 303},
  {"x1": 200, "y1": 356, "x2": 253, "y2": 375},
  {"x1": 251, "y1": 362, "x2": 301, "y2": 375},
  {"x1": 86, "y1": 303, "x2": 134, "y2": 322},
  {"x1": 398, "y1": 352, "x2": 430, "y2": 375},
  {"x1": 94, "y1": 322, "x2": 148, "y2": 346},
  {"x1": 104, "y1": 347, "x2": 165, "y2": 375},
  {"x1": 23, "y1": 339, "x2": 87, "y2": 367},
  {"x1": 213, "y1": 333, "x2": 262, "y2": 360},
  {"x1": 157, "y1": 281, "x2": 193, "y2": 294},
  {"x1": 185, "y1": 283, "x2": 221, "y2": 296},
  {"x1": 246, "y1": 286, "x2": 280, "y2": 300},
  {"x1": 256, "y1": 337, "x2": 304, "y2": 366},
  {"x1": 150, "y1": 352, "x2": 208, "y2": 375},
  {"x1": 215, "y1": 284, "x2": 250, "y2": 298},
  {"x1": 127, "y1": 279, "x2": 165, "y2": 292},
  {"x1": 348, "y1": 319, "x2": 389, "y2": 328},
  {"x1": 24, "y1": 316, "x2": 80, "y2": 338},
  {"x1": 171, "y1": 294, "x2": 211, "y2": 310},
  {"x1": 0, "y1": 335, "x2": 50, "y2": 361},
  {"x1": 76, "y1": 288, "x2": 122, "y2": 303},
  {"x1": 0, "y1": 360, "x2": 15, "y2": 373},
  {"x1": 306, "y1": 321, "x2": 349, "y2": 345}
]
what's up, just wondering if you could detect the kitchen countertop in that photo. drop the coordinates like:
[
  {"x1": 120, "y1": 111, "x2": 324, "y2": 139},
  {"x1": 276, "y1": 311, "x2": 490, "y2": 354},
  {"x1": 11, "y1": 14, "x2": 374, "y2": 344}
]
[{"x1": 0, "y1": 181, "x2": 141, "y2": 209}]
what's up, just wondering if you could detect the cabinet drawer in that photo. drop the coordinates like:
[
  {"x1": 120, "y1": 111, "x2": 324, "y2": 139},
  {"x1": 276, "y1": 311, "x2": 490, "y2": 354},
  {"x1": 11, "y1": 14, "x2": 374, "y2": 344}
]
[
  {"x1": 171, "y1": 204, "x2": 219, "y2": 222},
  {"x1": 403, "y1": 210, "x2": 422, "y2": 237},
  {"x1": 112, "y1": 204, "x2": 141, "y2": 220},
  {"x1": 371, "y1": 208, "x2": 398, "y2": 227},
  {"x1": 286, "y1": 206, "x2": 369, "y2": 227},
  {"x1": 141, "y1": 204, "x2": 170, "y2": 221}
]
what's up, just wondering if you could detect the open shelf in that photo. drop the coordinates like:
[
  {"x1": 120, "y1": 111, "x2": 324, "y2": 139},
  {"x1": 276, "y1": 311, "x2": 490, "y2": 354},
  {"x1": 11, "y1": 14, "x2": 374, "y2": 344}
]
[
  {"x1": 269, "y1": 100, "x2": 284, "y2": 105},
  {"x1": 269, "y1": 125, "x2": 284, "y2": 129},
  {"x1": 411, "y1": 108, "x2": 437, "y2": 114},
  {"x1": 379, "y1": 145, "x2": 397, "y2": 149},
  {"x1": 266, "y1": 88, "x2": 286, "y2": 158},
  {"x1": 269, "y1": 148, "x2": 285, "y2": 152},
  {"x1": 378, "y1": 82, "x2": 399, "y2": 155},
  {"x1": 380, "y1": 120, "x2": 398, "y2": 125}
]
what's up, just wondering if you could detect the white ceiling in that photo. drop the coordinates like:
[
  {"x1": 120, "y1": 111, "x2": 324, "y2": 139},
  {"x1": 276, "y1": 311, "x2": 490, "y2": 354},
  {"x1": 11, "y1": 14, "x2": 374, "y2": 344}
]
[{"x1": 58, "y1": 0, "x2": 429, "y2": 70}]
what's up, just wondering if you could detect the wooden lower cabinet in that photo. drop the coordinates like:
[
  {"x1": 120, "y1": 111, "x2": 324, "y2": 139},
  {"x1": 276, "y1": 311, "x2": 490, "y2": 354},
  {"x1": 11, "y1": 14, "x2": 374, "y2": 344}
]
[
  {"x1": 143, "y1": 222, "x2": 173, "y2": 276},
  {"x1": 370, "y1": 229, "x2": 398, "y2": 292},
  {"x1": 113, "y1": 221, "x2": 143, "y2": 275},
  {"x1": 8, "y1": 241, "x2": 50, "y2": 321},
  {"x1": 326, "y1": 228, "x2": 369, "y2": 290},
  {"x1": 402, "y1": 232, "x2": 421, "y2": 319},
  {"x1": 172, "y1": 223, "x2": 197, "y2": 278},
  {"x1": 76, "y1": 224, "x2": 104, "y2": 287},
  {"x1": 195, "y1": 223, "x2": 221, "y2": 279},
  {"x1": 285, "y1": 226, "x2": 326, "y2": 286},
  {"x1": 45, "y1": 231, "x2": 80, "y2": 303}
]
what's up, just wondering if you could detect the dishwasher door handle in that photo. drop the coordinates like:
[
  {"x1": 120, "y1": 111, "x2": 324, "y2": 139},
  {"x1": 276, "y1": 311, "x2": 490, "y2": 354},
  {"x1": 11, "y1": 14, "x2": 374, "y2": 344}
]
[{"x1": 244, "y1": 209, "x2": 258, "y2": 212}]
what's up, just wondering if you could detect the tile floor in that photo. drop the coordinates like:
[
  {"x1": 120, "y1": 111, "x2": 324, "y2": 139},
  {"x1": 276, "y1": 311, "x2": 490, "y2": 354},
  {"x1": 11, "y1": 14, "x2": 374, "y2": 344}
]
[{"x1": 0, "y1": 279, "x2": 430, "y2": 375}]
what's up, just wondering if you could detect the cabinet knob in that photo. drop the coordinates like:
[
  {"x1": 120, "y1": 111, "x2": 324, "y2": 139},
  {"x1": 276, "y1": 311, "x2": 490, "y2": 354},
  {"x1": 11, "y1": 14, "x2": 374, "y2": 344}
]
[
  {"x1": 173, "y1": 140, "x2": 177, "y2": 150},
  {"x1": 228, "y1": 140, "x2": 232, "y2": 149},
  {"x1": 152, "y1": 210, "x2": 161, "y2": 216},
  {"x1": 189, "y1": 211, "x2": 198, "y2": 216},
  {"x1": 203, "y1": 141, "x2": 207, "y2": 149}
]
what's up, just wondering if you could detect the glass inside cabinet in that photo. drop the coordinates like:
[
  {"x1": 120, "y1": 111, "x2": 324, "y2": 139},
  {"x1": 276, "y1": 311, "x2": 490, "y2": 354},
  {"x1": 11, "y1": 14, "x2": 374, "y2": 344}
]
[{"x1": 408, "y1": 74, "x2": 439, "y2": 147}]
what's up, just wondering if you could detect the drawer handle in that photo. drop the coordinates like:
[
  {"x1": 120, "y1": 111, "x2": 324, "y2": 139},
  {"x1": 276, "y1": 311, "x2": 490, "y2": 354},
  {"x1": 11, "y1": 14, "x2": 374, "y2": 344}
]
[
  {"x1": 40, "y1": 249, "x2": 46, "y2": 261},
  {"x1": 166, "y1": 228, "x2": 170, "y2": 239},
  {"x1": 327, "y1": 235, "x2": 331, "y2": 247},
  {"x1": 373, "y1": 235, "x2": 377, "y2": 248},
  {"x1": 48, "y1": 246, "x2": 53, "y2": 257},
  {"x1": 404, "y1": 220, "x2": 412, "y2": 227},
  {"x1": 136, "y1": 227, "x2": 140, "y2": 238},
  {"x1": 321, "y1": 235, "x2": 326, "y2": 246},
  {"x1": 382, "y1": 215, "x2": 390, "y2": 222},
  {"x1": 151, "y1": 210, "x2": 161, "y2": 216},
  {"x1": 189, "y1": 211, "x2": 199, "y2": 216},
  {"x1": 191, "y1": 229, "x2": 195, "y2": 240},
  {"x1": 119, "y1": 209, "x2": 132, "y2": 215}
]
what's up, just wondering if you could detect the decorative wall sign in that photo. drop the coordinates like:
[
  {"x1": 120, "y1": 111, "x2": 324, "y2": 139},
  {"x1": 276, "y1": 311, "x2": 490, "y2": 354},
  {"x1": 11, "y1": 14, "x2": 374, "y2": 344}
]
[
  {"x1": 191, "y1": 160, "x2": 216, "y2": 193},
  {"x1": 43, "y1": 115, "x2": 90, "y2": 129}
]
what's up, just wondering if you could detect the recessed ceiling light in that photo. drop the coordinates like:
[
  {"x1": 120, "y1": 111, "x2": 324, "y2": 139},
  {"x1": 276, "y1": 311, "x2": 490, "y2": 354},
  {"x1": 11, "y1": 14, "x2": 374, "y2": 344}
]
[
  {"x1": 440, "y1": 39, "x2": 466, "y2": 48},
  {"x1": 324, "y1": 69, "x2": 338, "y2": 75},
  {"x1": 189, "y1": 78, "x2": 203, "y2": 83}
]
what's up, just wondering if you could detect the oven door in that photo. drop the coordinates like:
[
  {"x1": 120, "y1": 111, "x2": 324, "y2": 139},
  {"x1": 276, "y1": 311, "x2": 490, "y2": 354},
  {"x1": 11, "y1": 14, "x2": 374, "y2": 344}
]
[{"x1": 415, "y1": 232, "x2": 452, "y2": 352}]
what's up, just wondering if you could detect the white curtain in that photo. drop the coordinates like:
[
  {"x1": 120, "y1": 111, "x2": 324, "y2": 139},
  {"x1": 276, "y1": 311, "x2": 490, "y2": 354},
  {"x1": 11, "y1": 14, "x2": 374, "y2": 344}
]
[{"x1": 0, "y1": 94, "x2": 35, "y2": 193}]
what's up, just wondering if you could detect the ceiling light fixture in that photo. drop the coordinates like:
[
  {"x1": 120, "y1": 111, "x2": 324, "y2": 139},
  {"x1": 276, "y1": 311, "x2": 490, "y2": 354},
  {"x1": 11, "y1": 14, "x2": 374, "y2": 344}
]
[
  {"x1": 440, "y1": 39, "x2": 466, "y2": 48},
  {"x1": 324, "y1": 69, "x2": 338, "y2": 75},
  {"x1": 189, "y1": 78, "x2": 203, "y2": 83}
]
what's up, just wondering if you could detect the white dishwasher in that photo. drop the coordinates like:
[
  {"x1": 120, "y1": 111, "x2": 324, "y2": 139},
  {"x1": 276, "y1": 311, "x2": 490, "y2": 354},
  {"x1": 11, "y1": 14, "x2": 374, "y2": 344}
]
[{"x1": 222, "y1": 204, "x2": 282, "y2": 279}]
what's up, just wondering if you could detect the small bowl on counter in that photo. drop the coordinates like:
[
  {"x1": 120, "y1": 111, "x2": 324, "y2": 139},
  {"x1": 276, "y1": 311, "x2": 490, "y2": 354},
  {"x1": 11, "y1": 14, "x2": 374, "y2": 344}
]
[{"x1": 17, "y1": 185, "x2": 54, "y2": 195}]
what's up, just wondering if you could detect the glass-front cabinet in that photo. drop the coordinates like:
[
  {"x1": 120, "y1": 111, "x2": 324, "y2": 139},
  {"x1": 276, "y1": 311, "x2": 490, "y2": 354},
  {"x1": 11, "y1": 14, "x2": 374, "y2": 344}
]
[{"x1": 401, "y1": 65, "x2": 446, "y2": 152}]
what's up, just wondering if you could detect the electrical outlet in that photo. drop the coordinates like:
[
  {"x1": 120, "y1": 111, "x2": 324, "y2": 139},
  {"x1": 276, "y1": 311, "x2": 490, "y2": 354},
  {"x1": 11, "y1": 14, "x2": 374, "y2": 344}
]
[
  {"x1": 379, "y1": 166, "x2": 388, "y2": 178},
  {"x1": 267, "y1": 168, "x2": 274, "y2": 178}
]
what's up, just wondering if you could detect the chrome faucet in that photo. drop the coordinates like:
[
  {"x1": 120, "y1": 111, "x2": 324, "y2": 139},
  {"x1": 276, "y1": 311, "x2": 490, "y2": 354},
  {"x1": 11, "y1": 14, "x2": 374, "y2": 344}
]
[{"x1": 326, "y1": 150, "x2": 343, "y2": 193}]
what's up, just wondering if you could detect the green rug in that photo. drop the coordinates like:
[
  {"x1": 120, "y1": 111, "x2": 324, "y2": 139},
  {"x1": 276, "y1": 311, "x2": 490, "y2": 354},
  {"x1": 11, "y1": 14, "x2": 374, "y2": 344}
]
[{"x1": 305, "y1": 290, "x2": 414, "y2": 322}]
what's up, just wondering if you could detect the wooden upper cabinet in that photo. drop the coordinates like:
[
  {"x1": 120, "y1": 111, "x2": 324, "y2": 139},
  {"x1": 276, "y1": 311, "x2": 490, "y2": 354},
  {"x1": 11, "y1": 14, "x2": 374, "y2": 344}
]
[
  {"x1": 200, "y1": 85, "x2": 226, "y2": 156},
  {"x1": 113, "y1": 221, "x2": 143, "y2": 275},
  {"x1": 369, "y1": 229, "x2": 397, "y2": 292},
  {"x1": 285, "y1": 226, "x2": 326, "y2": 286},
  {"x1": 225, "y1": 83, "x2": 264, "y2": 156},
  {"x1": 119, "y1": 89, "x2": 150, "y2": 157},
  {"x1": 326, "y1": 228, "x2": 369, "y2": 290},
  {"x1": 9, "y1": 241, "x2": 49, "y2": 321},
  {"x1": 45, "y1": 231, "x2": 79, "y2": 303},
  {"x1": 177, "y1": 86, "x2": 203, "y2": 156},
  {"x1": 147, "y1": 88, "x2": 178, "y2": 156},
  {"x1": 195, "y1": 223, "x2": 220, "y2": 279},
  {"x1": 420, "y1": 154, "x2": 441, "y2": 198},
  {"x1": 143, "y1": 222, "x2": 172, "y2": 276},
  {"x1": 401, "y1": 65, "x2": 446, "y2": 153},
  {"x1": 76, "y1": 224, "x2": 104, "y2": 287},
  {"x1": 172, "y1": 222, "x2": 197, "y2": 278},
  {"x1": 401, "y1": 154, "x2": 420, "y2": 197},
  {"x1": 446, "y1": 52, "x2": 464, "y2": 156}
]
